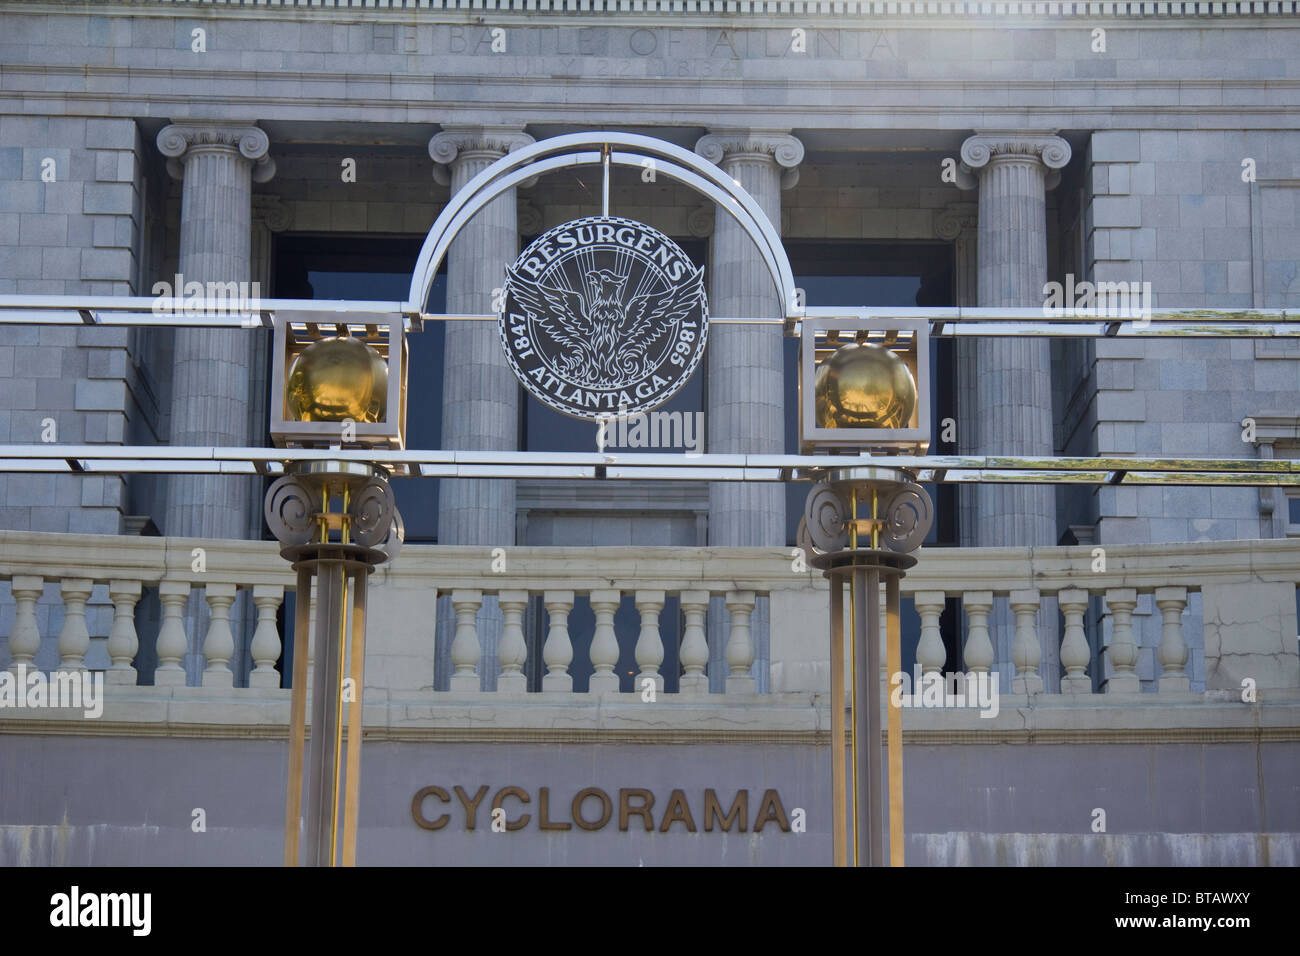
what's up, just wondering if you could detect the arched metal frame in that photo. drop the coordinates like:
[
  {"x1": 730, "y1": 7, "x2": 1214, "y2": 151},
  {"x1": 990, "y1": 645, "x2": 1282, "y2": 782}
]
[{"x1": 404, "y1": 131, "x2": 798, "y2": 320}]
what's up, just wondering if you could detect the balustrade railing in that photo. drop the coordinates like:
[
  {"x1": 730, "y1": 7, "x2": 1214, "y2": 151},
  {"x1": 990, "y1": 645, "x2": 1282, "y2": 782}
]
[{"x1": 1, "y1": 531, "x2": 1297, "y2": 701}]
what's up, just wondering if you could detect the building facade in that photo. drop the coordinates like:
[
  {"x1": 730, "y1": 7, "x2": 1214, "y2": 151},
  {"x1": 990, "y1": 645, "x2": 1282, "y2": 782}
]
[{"x1": 1, "y1": 0, "x2": 1299, "y2": 865}]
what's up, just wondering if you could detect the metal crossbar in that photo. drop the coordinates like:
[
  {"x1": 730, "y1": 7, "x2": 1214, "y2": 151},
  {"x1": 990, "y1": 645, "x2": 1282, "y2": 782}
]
[
  {"x1": 0, "y1": 445, "x2": 1296, "y2": 485},
  {"x1": 0, "y1": 297, "x2": 1293, "y2": 337}
]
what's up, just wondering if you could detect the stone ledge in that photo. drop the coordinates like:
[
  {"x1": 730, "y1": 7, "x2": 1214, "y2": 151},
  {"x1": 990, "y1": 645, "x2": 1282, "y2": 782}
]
[{"x1": 3, "y1": 692, "x2": 1298, "y2": 744}]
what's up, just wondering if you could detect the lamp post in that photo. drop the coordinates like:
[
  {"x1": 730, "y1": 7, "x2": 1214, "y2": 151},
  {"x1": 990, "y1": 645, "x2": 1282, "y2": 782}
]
[
  {"x1": 265, "y1": 317, "x2": 407, "y2": 867},
  {"x1": 798, "y1": 317, "x2": 932, "y2": 867}
]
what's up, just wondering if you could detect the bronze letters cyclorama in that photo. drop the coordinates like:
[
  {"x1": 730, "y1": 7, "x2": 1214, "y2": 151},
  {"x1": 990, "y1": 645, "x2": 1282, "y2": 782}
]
[{"x1": 412, "y1": 786, "x2": 793, "y2": 834}]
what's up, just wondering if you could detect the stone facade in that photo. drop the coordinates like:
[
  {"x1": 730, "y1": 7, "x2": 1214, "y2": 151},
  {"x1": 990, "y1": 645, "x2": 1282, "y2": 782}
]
[{"x1": 0, "y1": 1, "x2": 1299, "y2": 866}]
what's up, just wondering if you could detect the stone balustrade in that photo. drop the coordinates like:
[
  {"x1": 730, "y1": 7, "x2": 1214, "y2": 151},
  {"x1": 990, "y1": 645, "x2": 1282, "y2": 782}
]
[{"x1": 1, "y1": 531, "x2": 1297, "y2": 700}]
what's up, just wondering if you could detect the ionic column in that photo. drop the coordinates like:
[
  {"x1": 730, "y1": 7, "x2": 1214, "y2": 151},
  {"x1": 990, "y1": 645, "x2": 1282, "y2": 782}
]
[
  {"x1": 696, "y1": 131, "x2": 800, "y2": 695},
  {"x1": 429, "y1": 127, "x2": 533, "y2": 691},
  {"x1": 959, "y1": 131, "x2": 1070, "y2": 549},
  {"x1": 156, "y1": 123, "x2": 274, "y2": 541},
  {"x1": 429, "y1": 126, "x2": 533, "y2": 547},
  {"x1": 695, "y1": 130, "x2": 802, "y2": 547},
  {"x1": 960, "y1": 131, "x2": 1070, "y2": 690}
]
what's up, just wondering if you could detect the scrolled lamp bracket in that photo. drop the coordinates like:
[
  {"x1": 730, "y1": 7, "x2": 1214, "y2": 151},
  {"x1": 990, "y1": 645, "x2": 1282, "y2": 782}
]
[
  {"x1": 264, "y1": 475, "x2": 318, "y2": 547},
  {"x1": 881, "y1": 482, "x2": 933, "y2": 554},
  {"x1": 348, "y1": 477, "x2": 396, "y2": 548}
]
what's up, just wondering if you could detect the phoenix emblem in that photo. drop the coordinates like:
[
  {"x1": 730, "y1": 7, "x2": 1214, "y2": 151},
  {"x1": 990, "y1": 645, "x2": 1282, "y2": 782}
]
[{"x1": 505, "y1": 263, "x2": 706, "y2": 388}]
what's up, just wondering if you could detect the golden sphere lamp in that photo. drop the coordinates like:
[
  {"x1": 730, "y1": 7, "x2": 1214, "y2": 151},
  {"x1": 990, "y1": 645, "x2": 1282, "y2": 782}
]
[
  {"x1": 286, "y1": 336, "x2": 389, "y2": 424},
  {"x1": 799, "y1": 315, "x2": 930, "y2": 454},
  {"x1": 270, "y1": 312, "x2": 408, "y2": 451}
]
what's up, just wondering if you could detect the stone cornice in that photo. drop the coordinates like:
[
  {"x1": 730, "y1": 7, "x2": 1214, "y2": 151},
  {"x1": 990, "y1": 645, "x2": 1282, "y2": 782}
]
[
  {"x1": 959, "y1": 131, "x2": 1073, "y2": 171},
  {"x1": 157, "y1": 122, "x2": 276, "y2": 183},
  {"x1": 25, "y1": 0, "x2": 1300, "y2": 20}
]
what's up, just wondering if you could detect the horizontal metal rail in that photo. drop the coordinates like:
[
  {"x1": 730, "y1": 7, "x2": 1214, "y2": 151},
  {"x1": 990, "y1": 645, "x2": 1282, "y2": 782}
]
[
  {"x1": 1, "y1": 445, "x2": 1296, "y2": 486},
  {"x1": 0, "y1": 297, "x2": 1290, "y2": 337}
]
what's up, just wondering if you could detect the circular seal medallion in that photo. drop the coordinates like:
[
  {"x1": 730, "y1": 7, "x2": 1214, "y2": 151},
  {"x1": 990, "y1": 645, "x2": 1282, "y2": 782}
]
[{"x1": 499, "y1": 215, "x2": 708, "y2": 421}]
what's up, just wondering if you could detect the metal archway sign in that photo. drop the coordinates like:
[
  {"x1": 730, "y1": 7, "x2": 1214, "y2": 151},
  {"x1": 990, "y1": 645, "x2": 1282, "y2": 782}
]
[{"x1": 404, "y1": 131, "x2": 799, "y2": 323}]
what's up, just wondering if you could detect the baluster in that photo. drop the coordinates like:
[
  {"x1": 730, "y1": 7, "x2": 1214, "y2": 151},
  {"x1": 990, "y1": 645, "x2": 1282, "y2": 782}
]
[
  {"x1": 588, "y1": 589, "x2": 621, "y2": 694},
  {"x1": 57, "y1": 579, "x2": 94, "y2": 671},
  {"x1": 449, "y1": 589, "x2": 483, "y2": 692},
  {"x1": 497, "y1": 590, "x2": 529, "y2": 694},
  {"x1": 249, "y1": 585, "x2": 284, "y2": 689},
  {"x1": 1103, "y1": 588, "x2": 1140, "y2": 694},
  {"x1": 1155, "y1": 586, "x2": 1190, "y2": 693},
  {"x1": 155, "y1": 580, "x2": 191, "y2": 686},
  {"x1": 634, "y1": 590, "x2": 665, "y2": 694},
  {"x1": 915, "y1": 591, "x2": 946, "y2": 675},
  {"x1": 1010, "y1": 588, "x2": 1044, "y2": 694},
  {"x1": 106, "y1": 580, "x2": 142, "y2": 685},
  {"x1": 962, "y1": 591, "x2": 994, "y2": 674},
  {"x1": 202, "y1": 584, "x2": 237, "y2": 686},
  {"x1": 8, "y1": 576, "x2": 44, "y2": 673},
  {"x1": 724, "y1": 590, "x2": 756, "y2": 695},
  {"x1": 1058, "y1": 588, "x2": 1091, "y2": 694},
  {"x1": 678, "y1": 590, "x2": 710, "y2": 695},
  {"x1": 541, "y1": 590, "x2": 574, "y2": 692}
]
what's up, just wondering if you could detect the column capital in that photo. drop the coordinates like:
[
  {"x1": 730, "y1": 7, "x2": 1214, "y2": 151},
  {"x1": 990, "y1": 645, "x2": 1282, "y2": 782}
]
[
  {"x1": 960, "y1": 130, "x2": 1071, "y2": 173},
  {"x1": 429, "y1": 126, "x2": 534, "y2": 168},
  {"x1": 695, "y1": 129, "x2": 804, "y2": 189},
  {"x1": 157, "y1": 122, "x2": 275, "y2": 183},
  {"x1": 936, "y1": 201, "x2": 978, "y2": 241}
]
